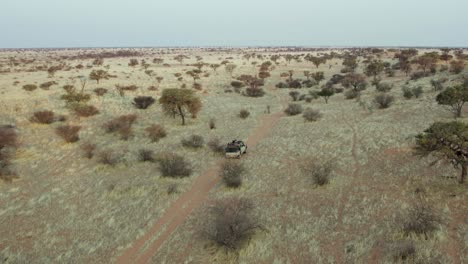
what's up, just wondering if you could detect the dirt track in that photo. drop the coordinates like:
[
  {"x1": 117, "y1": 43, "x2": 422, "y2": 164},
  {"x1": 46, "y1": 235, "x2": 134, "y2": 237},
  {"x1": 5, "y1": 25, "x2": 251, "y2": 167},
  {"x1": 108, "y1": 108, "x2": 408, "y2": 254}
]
[{"x1": 115, "y1": 109, "x2": 284, "y2": 264}]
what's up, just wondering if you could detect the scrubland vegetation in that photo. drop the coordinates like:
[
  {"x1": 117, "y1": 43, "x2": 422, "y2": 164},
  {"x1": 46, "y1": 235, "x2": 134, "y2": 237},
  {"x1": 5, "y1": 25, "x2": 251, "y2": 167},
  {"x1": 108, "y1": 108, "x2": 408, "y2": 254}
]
[{"x1": 0, "y1": 47, "x2": 466, "y2": 263}]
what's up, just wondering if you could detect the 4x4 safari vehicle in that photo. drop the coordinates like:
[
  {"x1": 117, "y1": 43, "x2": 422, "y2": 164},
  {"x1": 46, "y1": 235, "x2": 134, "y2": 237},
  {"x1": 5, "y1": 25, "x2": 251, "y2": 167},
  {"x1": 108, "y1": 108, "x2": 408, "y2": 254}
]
[{"x1": 225, "y1": 140, "x2": 247, "y2": 158}]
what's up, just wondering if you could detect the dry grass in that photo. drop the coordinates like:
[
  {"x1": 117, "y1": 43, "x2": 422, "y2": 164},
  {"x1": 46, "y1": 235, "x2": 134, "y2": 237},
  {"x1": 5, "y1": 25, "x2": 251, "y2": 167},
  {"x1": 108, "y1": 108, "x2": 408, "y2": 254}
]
[{"x1": 0, "y1": 48, "x2": 466, "y2": 264}]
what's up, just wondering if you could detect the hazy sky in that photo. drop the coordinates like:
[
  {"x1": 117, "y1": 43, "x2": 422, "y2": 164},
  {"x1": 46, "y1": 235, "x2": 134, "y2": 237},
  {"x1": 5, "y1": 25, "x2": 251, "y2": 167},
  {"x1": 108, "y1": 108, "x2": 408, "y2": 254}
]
[{"x1": 1, "y1": 0, "x2": 467, "y2": 48}]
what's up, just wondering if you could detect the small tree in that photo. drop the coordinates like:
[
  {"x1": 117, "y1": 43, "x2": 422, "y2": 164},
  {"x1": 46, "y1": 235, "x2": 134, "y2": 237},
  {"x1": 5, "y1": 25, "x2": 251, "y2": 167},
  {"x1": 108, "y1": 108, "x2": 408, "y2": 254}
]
[
  {"x1": 415, "y1": 121, "x2": 468, "y2": 183},
  {"x1": 365, "y1": 60, "x2": 385, "y2": 80},
  {"x1": 311, "y1": 72, "x2": 325, "y2": 84},
  {"x1": 89, "y1": 70, "x2": 109, "y2": 84},
  {"x1": 450, "y1": 60, "x2": 465, "y2": 74},
  {"x1": 436, "y1": 85, "x2": 468, "y2": 118},
  {"x1": 342, "y1": 73, "x2": 367, "y2": 93},
  {"x1": 317, "y1": 87, "x2": 334, "y2": 104},
  {"x1": 159, "y1": 88, "x2": 202, "y2": 125}
]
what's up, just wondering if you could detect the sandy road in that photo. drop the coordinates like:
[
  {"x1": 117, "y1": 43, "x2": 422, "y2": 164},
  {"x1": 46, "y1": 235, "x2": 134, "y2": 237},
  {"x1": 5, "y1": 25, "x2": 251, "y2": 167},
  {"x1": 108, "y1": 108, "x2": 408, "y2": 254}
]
[{"x1": 115, "y1": 108, "x2": 284, "y2": 264}]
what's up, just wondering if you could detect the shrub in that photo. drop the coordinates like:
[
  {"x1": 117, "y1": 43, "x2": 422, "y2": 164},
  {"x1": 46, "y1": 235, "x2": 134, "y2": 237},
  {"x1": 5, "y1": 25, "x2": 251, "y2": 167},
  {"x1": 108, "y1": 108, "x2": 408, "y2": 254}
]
[
  {"x1": 181, "y1": 135, "x2": 204, "y2": 148},
  {"x1": 402, "y1": 86, "x2": 414, "y2": 99},
  {"x1": 239, "y1": 109, "x2": 250, "y2": 119},
  {"x1": 289, "y1": 91, "x2": 300, "y2": 101},
  {"x1": 287, "y1": 79, "x2": 302, "y2": 88},
  {"x1": 103, "y1": 114, "x2": 137, "y2": 140},
  {"x1": 133, "y1": 96, "x2": 155, "y2": 109},
  {"x1": 93, "y1": 88, "x2": 108, "y2": 96},
  {"x1": 284, "y1": 103, "x2": 303, "y2": 116},
  {"x1": 401, "y1": 203, "x2": 441, "y2": 238},
  {"x1": 374, "y1": 94, "x2": 395, "y2": 109},
  {"x1": 145, "y1": 124, "x2": 166, "y2": 142},
  {"x1": 22, "y1": 84, "x2": 37, "y2": 91},
  {"x1": 72, "y1": 104, "x2": 99, "y2": 117},
  {"x1": 410, "y1": 71, "x2": 431, "y2": 80},
  {"x1": 230, "y1": 81, "x2": 244, "y2": 88},
  {"x1": 167, "y1": 183, "x2": 178, "y2": 195},
  {"x1": 138, "y1": 149, "x2": 155, "y2": 162},
  {"x1": 97, "y1": 150, "x2": 119, "y2": 166},
  {"x1": 40, "y1": 81, "x2": 57, "y2": 90},
  {"x1": 302, "y1": 160, "x2": 333, "y2": 186},
  {"x1": 0, "y1": 126, "x2": 18, "y2": 150},
  {"x1": 193, "y1": 83, "x2": 203, "y2": 90},
  {"x1": 309, "y1": 91, "x2": 319, "y2": 99},
  {"x1": 80, "y1": 142, "x2": 96, "y2": 159},
  {"x1": 275, "y1": 82, "x2": 288, "y2": 88},
  {"x1": 376, "y1": 82, "x2": 393, "y2": 93},
  {"x1": 30, "y1": 110, "x2": 55, "y2": 124},
  {"x1": 344, "y1": 89, "x2": 359, "y2": 99},
  {"x1": 244, "y1": 87, "x2": 265, "y2": 97},
  {"x1": 156, "y1": 152, "x2": 192, "y2": 177},
  {"x1": 430, "y1": 79, "x2": 444, "y2": 91},
  {"x1": 412, "y1": 86, "x2": 424, "y2": 98},
  {"x1": 201, "y1": 197, "x2": 261, "y2": 250},
  {"x1": 63, "y1": 85, "x2": 75, "y2": 93},
  {"x1": 56, "y1": 125, "x2": 81, "y2": 143},
  {"x1": 303, "y1": 108, "x2": 322, "y2": 122},
  {"x1": 209, "y1": 118, "x2": 216, "y2": 129},
  {"x1": 0, "y1": 126, "x2": 18, "y2": 181},
  {"x1": 220, "y1": 161, "x2": 245, "y2": 188},
  {"x1": 61, "y1": 93, "x2": 91, "y2": 104},
  {"x1": 207, "y1": 138, "x2": 225, "y2": 154}
]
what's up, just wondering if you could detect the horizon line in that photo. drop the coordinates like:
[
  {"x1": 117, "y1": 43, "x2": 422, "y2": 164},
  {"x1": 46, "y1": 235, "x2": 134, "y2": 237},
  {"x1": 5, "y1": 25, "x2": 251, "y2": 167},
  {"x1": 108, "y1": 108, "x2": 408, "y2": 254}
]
[{"x1": 0, "y1": 45, "x2": 467, "y2": 50}]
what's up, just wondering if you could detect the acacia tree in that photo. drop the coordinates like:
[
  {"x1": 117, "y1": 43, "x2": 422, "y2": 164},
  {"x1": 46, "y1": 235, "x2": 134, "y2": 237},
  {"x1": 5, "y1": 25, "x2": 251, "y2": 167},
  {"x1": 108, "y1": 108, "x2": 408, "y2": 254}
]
[
  {"x1": 210, "y1": 64, "x2": 221, "y2": 73},
  {"x1": 317, "y1": 87, "x2": 334, "y2": 103},
  {"x1": 365, "y1": 60, "x2": 385, "y2": 80},
  {"x1": 342, "y1": 73, "x2": 368, "y2": 92},
  {"x1": 159, "y1": 89, "x2": 202, "y2": 125},
  {"x1": 308, "y1": 56, "x2": 326, "y2": 68},
  {"x1": 436, "y1": 85, "x2": 468, "y2": 118},
  {"x1": 415, "y1": 121, "x2": 468, "y2": 183},
  {"x1": 450, "y1": 60, "x2": 465, "y2": 74},
  {"x1": 89, "y1": 69, "x2": 110, "y2": 84},
  {"x1": 311, "y1": 72, "x2": 325, "y2": 84},
  {"x1": 342, "y1": 56, "x2": 358, "y2": 72},
  {"x1": 413, "y1": 53, "x2": 439, "y2": 73}
]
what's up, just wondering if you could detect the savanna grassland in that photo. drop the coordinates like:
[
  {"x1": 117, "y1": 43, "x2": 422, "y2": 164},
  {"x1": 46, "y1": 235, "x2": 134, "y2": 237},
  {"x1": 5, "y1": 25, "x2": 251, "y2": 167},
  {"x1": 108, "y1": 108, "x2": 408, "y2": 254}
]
[{"x1": 0, "y1": 47, "x2": 466, "y2": 264}]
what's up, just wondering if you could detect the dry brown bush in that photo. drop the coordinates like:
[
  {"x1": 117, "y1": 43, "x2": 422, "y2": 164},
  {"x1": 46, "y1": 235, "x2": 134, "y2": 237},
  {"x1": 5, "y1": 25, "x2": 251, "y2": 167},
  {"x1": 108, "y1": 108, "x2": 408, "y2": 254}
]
[
  {"x1": 220, "y1": 161, "x2": 245, "y2": 188},
  {"x1": 302, "y1": 108, "x2": 322, "y2": 122},
  {"x1": 145, "y1": 124, "x2": 167, "y2": 142},
  {"x1": 22, "y1": 84, "x2": 37, "y2": 91},
  {"x1": 201, "y1": 197, "x2": 261, "y2": 250},
  {"x1": 0, "y1": 126, "x2": 18, "y2": 182},
  {"x1": 56, "y1": 125, "x2": 81, "y2": 143},
  {"x1": 80, "y1": 142, "x2": 96, "y2": 159},
  {"x1": 302, "y1": 159, "x2": 333, "y2": 186},
  {"x1": 156, "y1": 152, "x2": 192, "y2": 177},
  {"x1": 181, "y1": 135, "x2": 204, "y2": 148},
  {"x1": 138, "y1": 149, "x2": 155, "y2": 162},
  {"x1": 93, "y1": 88, "x2": 108, "y2": 96},
  {"x1": 103, "y1": 114, "x2": 137, "y2": 140},
  {"x1": 133, "y1": 96, "x2": 155, "y2": 109},
  {"x1": 30, "y1": 110, "x2": 55, "y2": 124},
  {"x1": 97, "y1": 150, "x2": 119, "y2": 166},
  {"x1": 72, "y1": 104, "x2": 99, "y2": 117},
  {"x1": 239, "y1": 109, "x2": 250, "y2": 119},
  {"x1": 400, "y1": 203, "x2": 441, "y2": 238}
]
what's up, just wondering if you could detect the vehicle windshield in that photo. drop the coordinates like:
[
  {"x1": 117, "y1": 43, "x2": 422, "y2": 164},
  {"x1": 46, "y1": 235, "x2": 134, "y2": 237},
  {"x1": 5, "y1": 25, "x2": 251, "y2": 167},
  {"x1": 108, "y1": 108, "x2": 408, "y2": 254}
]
[{"x1": 226, "y1": 147, "x2": 239, "y2": 153}]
